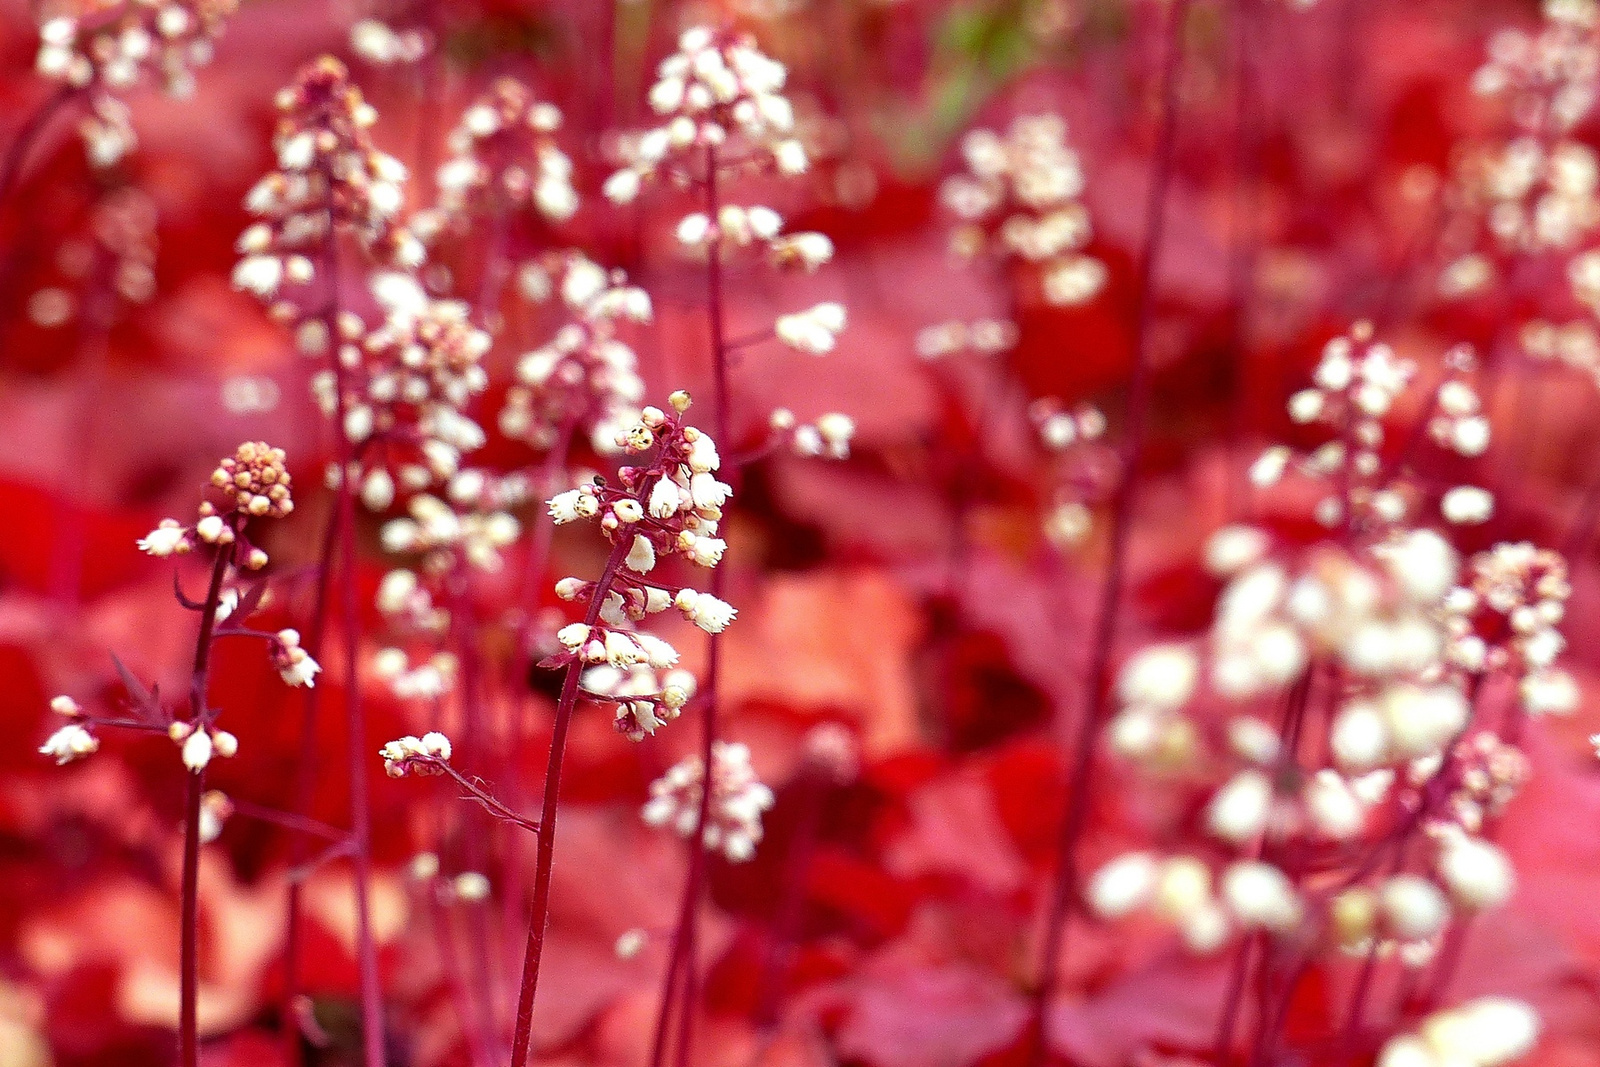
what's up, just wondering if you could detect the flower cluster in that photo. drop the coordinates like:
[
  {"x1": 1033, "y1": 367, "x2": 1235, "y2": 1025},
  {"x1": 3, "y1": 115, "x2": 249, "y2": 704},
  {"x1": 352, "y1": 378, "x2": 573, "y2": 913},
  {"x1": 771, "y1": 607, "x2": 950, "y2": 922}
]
[
  {"x1": 380, "y1": 732, "x2": 453, "y2": 777},
  {"x1": 417, "y1": 78, "x2": 577, "y2": 235},
  {"x1": 232, "y1": 55, "x2": 421, "y2": 307},
  {"x1": 35, "y1": 1, "x2": 238, "y2": 166},
  {"x1": 604, "y1": 26, "x2": 808, "y2": 205},
  {"x1": 1445, "y1": 541, "x2": 1575, "y2": 703},
  {"x1": 498, "y1": 254, "x2": 651, "y2": 454},
  {"x1": 1258, "y1": 322, "x2": 1418, "y2": 530},
  {"x1": 39, "y1": 697, "x2": 98, "y2": 766},
  {"x1": 1377, "y1": 997, "x2": 1539, "y2": 1067},
  {"x1": 138, "y1": 441, "x2": 293, "y2": 568},
  {"x1": 939, "y1": 113, "x2": 1107, "y2": 306},
  {"x1": 312, "y1": 277, "x2": 492, "y2": 504},
  {"x1": 641, "y1": 740, "x2": 775, "y2": 862},
  {"x1": 1031, "y1": 397, "x2": 1110, "y2": 550},
  {"x1": 544, "y1": 392, "x2": 735, "y2": 738}
]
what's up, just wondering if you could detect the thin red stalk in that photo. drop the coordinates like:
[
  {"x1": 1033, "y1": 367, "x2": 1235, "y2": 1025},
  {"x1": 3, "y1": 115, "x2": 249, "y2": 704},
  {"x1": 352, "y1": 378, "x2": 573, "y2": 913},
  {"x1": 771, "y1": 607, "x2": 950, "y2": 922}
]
[
  {"x1": 180, "y1": 539, "x2": 236, "y2": 1067},
  {"x1": 282, "y1": 499, "x2": 342, "y2": 1067},
  {"x1": 318, "y1": 219, "x2": 387, "y2": 1067},
  {"x1": 508, "y1": 536, "x2": 633, "y2": 1067},
  {"x1": 0, "y1": 86, "x2": 77, "y2": 207},
  {"x1": 648, "y1": 883, "x2": 694, "y2": 1067},
  {"x1": 1024, "y1": 2, "x2": 1192, "y2": 1061},
  {"x1": 755, "y1": 769, "x2": 823, "y2": 1028},
  {"x1": 1223, "y1": 0, "x2": 1261, "y2": 519},
  {"x1": 1213, "y1": 933, "x2": 1259, "y2": 1066},
  {"x1": 662, "y1": 141, "x2": 731, "y2": 1067},
  {"x1": 448, "y1": 577, "x2": 502, "y2": 1036},
  {"x1": 505, "y1": 417, "x2": 579, "y2": 942}
]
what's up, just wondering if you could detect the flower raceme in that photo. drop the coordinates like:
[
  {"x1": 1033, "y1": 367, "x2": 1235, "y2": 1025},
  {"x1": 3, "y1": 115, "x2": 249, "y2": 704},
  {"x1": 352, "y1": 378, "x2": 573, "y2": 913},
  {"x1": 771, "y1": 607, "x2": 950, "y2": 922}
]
[
  {"x1": 604, "y1": 26, "x2": 809, "y2": 206},
  {"x1": 232, "y1": 55, "x2": 422, "y2": 307},
  {"x1": 34, "y1": 1, "x2": 239, "y2": 168},
  {"x1": 542, "y1": 391, "x2": 736, "y2": 741},
  {"x1": 498, "y1": 253, "x2": 652, "y2": 455},
  {"x1": 642, "y1": 740, "x2": 776, "y2": 863}
]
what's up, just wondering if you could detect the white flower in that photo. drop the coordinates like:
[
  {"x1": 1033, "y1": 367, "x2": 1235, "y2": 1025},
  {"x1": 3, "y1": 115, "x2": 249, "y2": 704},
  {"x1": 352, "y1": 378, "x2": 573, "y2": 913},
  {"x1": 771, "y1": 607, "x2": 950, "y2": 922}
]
[
  {"x1": 626, "y1": 534, "x2": 657, "y2": 574},
  {"x1": 1086, "y1": 852, "x2": 1158, "y2": 918},
  {"x1": 138, "y1": 520, "x2": 189, "y2": 556},
  {"x1": 1117, "y1": 644, "x2": 1198, "y2": 711},
  {"x1": 1442, "y1": 486, "x2": 1494, "y2": 525},
  {"x1": 1380, "y1": 874, "x2": 1450, "y2": 940},
  {"x1": 1436, "y1": 834, "x2": 1515, "y2": 910},
  {"x1": 674, "y1": 588, "x2": 737, "y2": 633},
  {"x1": 40, "y1": 723, "x2": 98, "y2": 765},
  {"x1": 182, "y1": 729, "x2": 214, "y2": 773}
]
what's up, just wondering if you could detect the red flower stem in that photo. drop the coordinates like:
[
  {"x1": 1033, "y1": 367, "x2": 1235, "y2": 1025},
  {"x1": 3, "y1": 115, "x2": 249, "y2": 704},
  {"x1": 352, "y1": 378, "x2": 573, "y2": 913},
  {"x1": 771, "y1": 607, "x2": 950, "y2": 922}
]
[
  {"x1": 317, "y1": 219, "x2": 388, "y2": 1067},
  {"x1": 1024, "y1": 1, "x2": 1192, "y2": 1061},
  {"x1": 282, "y1": 496, "x2": 342, "y2": 1067},
  {"x1": 504, "y1": 416, "x2": 579, "y2": 942},
  {"x1": 1213, "y1": 933, "x2": 1259, "y2": 1066},
  {"x1": 0, "y1": 86, "x2": 77, "y2": 207},
  {"x1": 647, "y1": 886, "x2": 694, "y2": 1067},
  {"x1": 755, "y1": 768, "x2": 824, "y2": 1028},
  {"x1": 180, "y1": 538, "x2": 236, "y2": 1067},
  {"x1": 664, "y1": 139, "x2": 732, "y2": 1067},
  {"x1": 430, "y1": 887, "x2": 498, "y2": 1067},
  {"x1": 507, "y1": 535, "x2": 632, "y2": 1067}
]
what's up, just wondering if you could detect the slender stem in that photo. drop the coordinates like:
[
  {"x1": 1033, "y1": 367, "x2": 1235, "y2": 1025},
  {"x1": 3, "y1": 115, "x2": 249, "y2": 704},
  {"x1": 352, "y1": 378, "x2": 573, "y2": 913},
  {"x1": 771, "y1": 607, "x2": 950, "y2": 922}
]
[
  {"x1": 283, "y1": 489, "x2": 343, "y2": 1067},
  {"x1": 663, "y1": 141, "x2": 731, "y2": 1067},
  {"x1": 507, "y1": 536, "x2": 633, "y2": 1067},
  {"x1": 1213, "y1": 933, "x2": 1258, "y2": 1066},
  {"x1": 316, "y1": 215, "x2": 387, "y2": 1067},
  {"x1": 180, "y1": 540, "x2": 235, "y2": 1067},
  {"x1": 755, "y1": 769, "x2": 823, "y2": 1028},
  {"x1": 1024, "y1": 3, "x2": 1192, "y2": 1062},
  {"x1": 0, "y1": 86, "x2": 77, "y2": 208},
  {"x1": 505, "y1": 417, "x2": 579, "y2": 949}
]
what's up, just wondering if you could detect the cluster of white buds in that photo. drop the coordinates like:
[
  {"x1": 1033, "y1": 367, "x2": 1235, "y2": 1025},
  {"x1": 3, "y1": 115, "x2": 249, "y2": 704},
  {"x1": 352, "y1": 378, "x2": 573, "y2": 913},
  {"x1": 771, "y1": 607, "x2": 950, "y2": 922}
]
[
  {"x1": 311, "y1": 277, "x2": 492, "y2": 500},
  {"x1": 584, "y1": 664, "x2": 698, "y2": 742},
  {"x1": 28, "y1": 188, "x2": 160, "y2": 329},
  {"x1": 1425, "y1": 347, "x2": 1493, "y2": 457},
  {"x1": 775, "y1": 302, "x2": 847, "y2": 354},
  {"x1": 546, "y1": 392, "x2": 730, "y2": 565},
  {"x1": 379, "y1": 475, "x2": 525, "y2": 573},
  {"x1": 36, "y1": 1, "x2": 238, "y2": 166},
  {"x1": 641, "y1": 741, "x2": 775, "y2": 862},
  {"x1": 500, "y1": 254, "x2": 651, "y2": 454},
  {"x1": 349, "y1": 19, "x2": 430, "y2": 66},
  {"x1": 1442, "y1": 541, "x2": 1574, "y2": 697},
  {"x1": 1377, "y1": 997, "x2": 1538, "y2": 1067},
  {"x1": 1443, "y1": 1, "x2": 1600, "y2": 385},
  {"x1": 1264, "y1": 322, "x2": 1419, "y2": 530},
  {"x1": 1472, "y1": 0, "x2": 1599, "y2": 137},
  {"x1": 379, "y1": 732, "x2": 453, "y2": 777},
  {"x1": 604, "y1": 26, "x2": 808, "y2": 205},
  {"x1": 232, "y1": 56, "x2": 422, "y2": 308},
  {"x1": 1518, "y1": 315, "x2": 1600, "y2": 388},
  {"x1": 940, "y1": 114, "x2": 1106, "y2": 306},
  {"x1": 39, "y1": 696, "x2": 98, "y2": 765},
  {"x1": 169, "y1": 719, "x2": 238, "y2": 773},
  {"x1": 373, "y1": 646, "x2": 456, "y2": 700},
  {"x1": 543, "y1": 393, "x2": 735, "y2": 738},
  {"x1": 137, "y1": 441, "x2": 293, "y2": 569},
  {"x1": 417, "y1": 78, "x2": 577, "y2": 237},
  {"x1": 770, "y1": 409, "x2": 855, "y2": 460},
  {"x1": 914, "y1": 318, "x2": 1020, "y2": 360},
  {"x1": 1030, "y1": 398, "x2": 1109, "y2": 550},
  {"x1": 270, "y1": 628, "x2": 321, "y2": 688},
  {"x1": 1450, "y1": 137, "x2": 1600, "y2": 261},
  {"x1": 673, "y1": 203, "x2": 835, "y2": 276}
]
